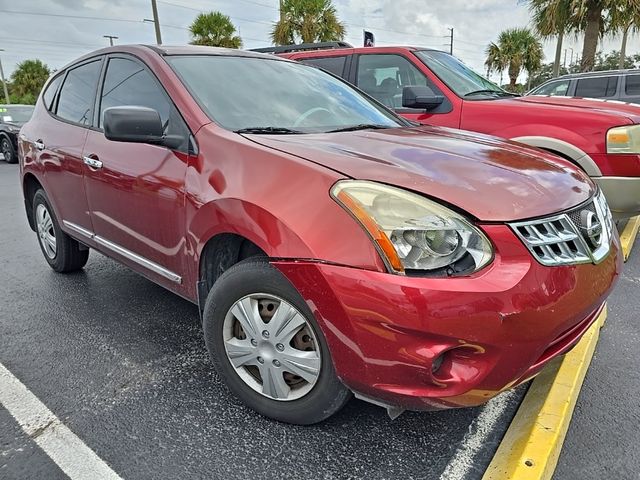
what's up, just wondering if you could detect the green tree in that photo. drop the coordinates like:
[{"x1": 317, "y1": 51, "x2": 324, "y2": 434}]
[
  {"x1": 10, "y1": 59, "x2": 50, "y2": 102},
  {"x1": 272, "y1": 0, "x2": 346, "y2": 45},
  {"x1": 523, "y1": 0, "x2": 578, "y2": 77},
  {"x1": 485, "y1": 28, "x2": 544, "y2": 90},
  {"x1": 189, "y1": 12, "x2": 242, "y2": 48},
  {"x1": 609, "y1": 3, "x2": 640, "y2": 69}
]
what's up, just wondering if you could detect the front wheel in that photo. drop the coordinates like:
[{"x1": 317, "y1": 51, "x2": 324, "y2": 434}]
[
  {"x1": 202, "y1": 259, "x2": 351, "y2": 424},
  {"x1": 1, "y1": 137, "x2": 17, "y2": 164},
  {"x1": 32, "y1": 189, "x2": 89, "y2": 272}
]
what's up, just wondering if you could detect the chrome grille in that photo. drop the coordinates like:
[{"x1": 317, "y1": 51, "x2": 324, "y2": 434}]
[{"x1": 510, "y1": 191, "x2": 613, "y2": 266}]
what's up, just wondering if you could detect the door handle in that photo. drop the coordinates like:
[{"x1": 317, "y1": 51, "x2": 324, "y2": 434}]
[
  {"x1": 83, "y1": 156, "x2": 103, "y2": 169},
  {"x1": 34, "y1": 140, "x2": 45, "y2": 151}
]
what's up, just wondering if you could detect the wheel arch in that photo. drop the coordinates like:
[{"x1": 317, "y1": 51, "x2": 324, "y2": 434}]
[
  {"x1": 511, "y1": 136, "x2": 602, "y2": 176},
  {"x1": 23, "y1": 172, "x2": 45, "y2": 231}
]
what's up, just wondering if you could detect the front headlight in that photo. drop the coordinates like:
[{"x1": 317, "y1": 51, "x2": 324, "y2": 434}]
[
  {"x1": 607, "y1": 125, "x2": 640, "y2": 154},
  {"x1": 331, "y1": 180, "x2": 493, "y2": 276}
]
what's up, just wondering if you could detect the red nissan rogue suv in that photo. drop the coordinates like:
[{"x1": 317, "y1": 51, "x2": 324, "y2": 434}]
[{"x1": 19, "y1": 45, "x2": 621, "y2": 424}]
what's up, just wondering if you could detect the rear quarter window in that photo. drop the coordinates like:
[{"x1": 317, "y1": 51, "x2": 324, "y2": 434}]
[
  {"x1": 625, "y1": 75, "x2": 640, "y2": 96},
  {"x1": 42, "y1": 74, "x2": 64, "y2": 111}
]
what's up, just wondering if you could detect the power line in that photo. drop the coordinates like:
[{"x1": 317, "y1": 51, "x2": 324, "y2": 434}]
[{"x1": 0, "y1": 9, "x2": 142, "y2": 24}]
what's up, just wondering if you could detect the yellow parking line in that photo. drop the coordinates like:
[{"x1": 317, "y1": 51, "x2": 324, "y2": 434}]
[
  {"x1": 620, "y1": 216, "x2": 640, "y2": 261},
  {"x1": 482, "y1": 306, "x2": 607, "y2": 480}
]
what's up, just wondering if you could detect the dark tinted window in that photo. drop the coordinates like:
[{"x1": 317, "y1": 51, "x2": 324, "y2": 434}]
[
  {"x1": 42, "y1": 74, "x2": 63, "y2": 111},
  {"x1": 356, "y1": 54, "x2": 428, "y2": 108},
  {"x1": 575, "y1": 76, "x2": 619, "y2": 98},
  {"x1": 532, "y1": 79, "x2": 570, "y2": 96},
  {"x1": 301, "y1": 56, "x2": 347, "y2": 77},
  {"x1": 99, "y1": 57, "x2": 170, "y2": 128},
  {"x1": 625, "y1": 75, "x2": 640, "y2": 96},
  {"x1": 56, "y1": 60, "x2": 102, "y2": 125}
]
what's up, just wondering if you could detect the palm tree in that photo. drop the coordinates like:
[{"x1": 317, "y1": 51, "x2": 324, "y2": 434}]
[
  {"x1": 10, "y1": 59, "x2": 50, "y2": 99},
  {"x1": 609, "y1": 3, "x2": 640, "y2": 69},
  {"x1": 272, "y1": 0, "x2": 346, "y2": 45},
  {"x1": 485, "y1": 28, "x2": 544, "y2": 89},
  {"x1": 189, "y1": 12, "x2": 242, "y2": 49},
  {"x1": 523, "y1": 0, "x2": 576, "y2": 77}
]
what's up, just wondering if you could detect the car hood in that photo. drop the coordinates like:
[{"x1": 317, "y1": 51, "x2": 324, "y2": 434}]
[
  {"x1": 245, "y1": 126, "x2": 594, "y2": 222},
  {"x1": 516, "y1": 95, "x2": 640, "y2": 122}
]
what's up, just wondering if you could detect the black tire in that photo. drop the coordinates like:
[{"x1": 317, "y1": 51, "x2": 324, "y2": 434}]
[
  {"x1": 1, "y1": 136, "x2": 17, "y2": 164},
  {"x1": 32, "y1": 189, "x2": 89, "y2": 272},
  {"x1": 202, "y1": 258, "x2": 351, "y2": 425}
]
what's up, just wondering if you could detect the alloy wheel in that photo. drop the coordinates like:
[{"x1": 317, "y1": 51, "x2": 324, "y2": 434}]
[
  {"x1": 36, "y1": 204, "x2": 56, "y2": 259},
  {"x1": 223, "y1": 293, "x2": 321, "y2": 401},
  {"x1": 1, "y1": 139, "x2": 12, "y2": 163}
]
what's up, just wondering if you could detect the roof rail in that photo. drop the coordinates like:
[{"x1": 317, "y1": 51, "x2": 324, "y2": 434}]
[{"x1": 249, "y1": 41, "x2": 354, "y2": 54}]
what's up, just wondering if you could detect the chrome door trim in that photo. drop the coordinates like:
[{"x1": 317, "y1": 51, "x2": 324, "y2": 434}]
[
  {"x1": 63, "y1": 220, "x2": 94, "y2": 240},
  {"x1": 62, "y1": 221, "x2": 182, "y2": 284},
  {"x1": 83, "y1": 156, "x2": 103, "y2": 169}
]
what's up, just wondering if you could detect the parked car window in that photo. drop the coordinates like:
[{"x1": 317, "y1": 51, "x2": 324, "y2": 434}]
[
  {"x1": 575, "y1": 76, "x2": 618, "y2": 98},
  {"x1": 0, "y1": 105, "x2": 34, "y2": 123},
  {"x1": 356, "y1": 54, "x2": 428, "y2": 108},
  {"x1": 532, "y1": 80, "x2": 570, "y2": 96},
  {"x1": 42, "y1": 74, "x2": 64, "y2": 111},
  {"x1": 168, "y1": 56, "x2": 402, "y2": 133},
  {"x1": 56, "y1": 60, "x2": 102, "y2": 126},
  {"x1": 625, "y1": 75, "x2": 640, "y2": 96},
  {"x1": 302, "y1": 56, "x2": 347, "y2": 77},
  {"x1": 99, "y1": 57, "x2": 171, "y2": 128}
]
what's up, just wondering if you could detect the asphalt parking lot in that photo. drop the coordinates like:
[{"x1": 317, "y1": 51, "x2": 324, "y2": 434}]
[
  {"x1": 0, "y1": 161, "x2": 526, "y2": 479},
  {"x1": 0, "y1": 161, "x2": 638, "y2": 480}
]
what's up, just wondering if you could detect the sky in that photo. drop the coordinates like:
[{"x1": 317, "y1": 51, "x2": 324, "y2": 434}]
[{"x1": 0, "y1": 0, "x2": 634, "y2": 83}]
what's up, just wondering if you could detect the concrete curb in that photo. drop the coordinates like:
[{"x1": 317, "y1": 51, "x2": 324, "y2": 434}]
[
  {"x1": 482, "y1": 306, "x2": 607, "y2": 480},
  {"x1": 620, "y1": 216, "x2": 640, "y2": 261}
]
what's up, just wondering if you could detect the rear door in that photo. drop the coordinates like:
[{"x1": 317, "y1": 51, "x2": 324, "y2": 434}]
[
  {"x1": 34, "y1": 58, "x2": 103, "y2": 235},
  {"x1": 82, "y1": 54, "x2": 191, "y2": 292},
  {"x1": 574, "y1": 75, "x2": 619, "y2": 100},
  {"x1": 352, "y1": 53, "x2": 459, "y2": 127}
]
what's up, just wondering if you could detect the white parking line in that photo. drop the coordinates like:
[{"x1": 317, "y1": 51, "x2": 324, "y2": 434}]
[
  {"x1": 439, "y1": 389, "x2": 518, "y2": 480},
  {"x1": 0, "y1": 362, "x2": 123, "y2": 480}
]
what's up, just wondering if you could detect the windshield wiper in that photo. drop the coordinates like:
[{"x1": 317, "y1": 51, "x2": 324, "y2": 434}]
[
  {"x1": 464, "y1": 89, "x2": 518, "y2": 98},
  {"x1": 235, "y1": 127, "x2": 304, "y2": 135},
  {"x1": 327, "y1": 124, "x2": 392, "y2": 133}
]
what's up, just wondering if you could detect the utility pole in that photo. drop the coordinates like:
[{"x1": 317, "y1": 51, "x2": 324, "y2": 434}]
[
  {"x1": 103, "y1": 35, "x2": 118, "y2": 46},
  {"x1": 0, "y1": 49, "x2": 10, "y2": 105},
  {"x1": 151, "y1": 0, "x2": 162, "y2": 45},
  {"x1": 448, "y1": 28, "x2": 454, "y2": 55}
]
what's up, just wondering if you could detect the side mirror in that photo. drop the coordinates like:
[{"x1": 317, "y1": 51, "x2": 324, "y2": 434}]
[
  {"x1": 402, "y1": 85, "x2": 445, "y2": 110},
  {"x1": 103, "y1": 106, "x2": 183, "y2": 149}
]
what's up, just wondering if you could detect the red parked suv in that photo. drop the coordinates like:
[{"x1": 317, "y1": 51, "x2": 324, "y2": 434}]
[
  {"x1": 277, "y1": 43, "x2": 640, "y2": 219},
  {"x1": 19, "y1": 45, "x2": 621, "y2": 424}
]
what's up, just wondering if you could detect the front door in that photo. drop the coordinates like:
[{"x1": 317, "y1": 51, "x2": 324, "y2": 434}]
[
  {"x1": 353, "y1": 53, "x2": 460, "y2": 128},
  {"x1": 82, "y1": 55, "x2": 191, "y2": 293}
]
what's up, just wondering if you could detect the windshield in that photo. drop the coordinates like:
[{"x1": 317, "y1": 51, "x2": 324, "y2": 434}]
[
  {"x1": 167, "y1": 55, "x2": 403, "y2": 133},
  {"x1": 415, "y1": 50, "x2": 505, "y2": 97},
  {"x1": 0, "y1": 105, "x2": 34, "y2": 123}
]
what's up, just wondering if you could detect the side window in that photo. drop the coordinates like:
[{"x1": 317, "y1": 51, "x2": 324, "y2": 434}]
[
  {"x1": 625, "y1": 75, "x2": 640, "y2": 96},
  {"x1": 575, "y1": 76, "x2": 619, "y2": 98},
  {"x1": 533, "y1": 80, "x2": 570, "y2": 96},
  {"x1": 56, "y1": 60, "x2": 102, "y2": 125},
  {"x1": 99, "y1": 57, "x2": 189, "y2": 150},
  {"x1": 356, "y1": 54, "x2": 428, "y2": 109},
  {"x1": 301, "y1": 56, "x2": 347, "y2": 77},
  {"x1": 42, "y1": 74, "x2": 63, "y2": 111}
]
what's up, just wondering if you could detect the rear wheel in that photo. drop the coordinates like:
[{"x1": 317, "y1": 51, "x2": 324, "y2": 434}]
[
  {"x1": 32, "y1": 189, "x2": 89, "y2": 272},
  {"x1": 1, "y1": 137, "x2": 17, "y2": 164},
  {"x1": 202, "y1": 259, "x2": 351, "y2": 424}
]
